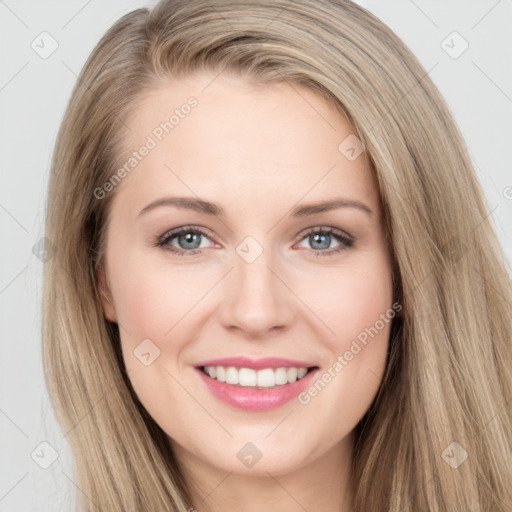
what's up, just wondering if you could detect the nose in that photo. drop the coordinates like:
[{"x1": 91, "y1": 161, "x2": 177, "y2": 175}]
[{"x1": 218, "y1": 244, "x2": 295, "y2": 338}]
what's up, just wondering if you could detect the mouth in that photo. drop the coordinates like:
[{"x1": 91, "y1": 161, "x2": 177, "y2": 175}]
[{"x1": 194, "y1": 357, "x2": 319, "y2": 411}]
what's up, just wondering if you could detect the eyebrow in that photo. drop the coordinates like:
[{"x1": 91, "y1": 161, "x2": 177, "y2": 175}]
[{"x1": 137, "y1": 196, "x2": 373, "y2": 218}]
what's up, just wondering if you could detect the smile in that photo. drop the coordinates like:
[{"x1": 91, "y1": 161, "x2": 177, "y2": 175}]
[{"x1": 195, "y1": 357, "x2": 319, "y2": 411}]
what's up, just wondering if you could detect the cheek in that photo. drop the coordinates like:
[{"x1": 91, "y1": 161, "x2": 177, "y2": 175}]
[
  {"x1": 308, "y1": 252, "x2": 393, "y2": 354},
  {"x1": 107, "y1": 253, "x2": 206, "y2": 415},
  {"x1": 108, "y1": 248, "x2": 211, "y2": 344},
  {"x1": 292, "y1": 252, "x2": 394, "y2": 435}
]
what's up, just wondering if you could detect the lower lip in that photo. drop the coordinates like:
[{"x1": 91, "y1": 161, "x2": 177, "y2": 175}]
[{"x1": 196, "y1": 368, "x2": 319, "y2": 411}]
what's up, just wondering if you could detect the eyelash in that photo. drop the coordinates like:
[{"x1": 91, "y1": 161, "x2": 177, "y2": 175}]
[{"x1": 154, "y1": 225, "x2": 355, "y2": 258}]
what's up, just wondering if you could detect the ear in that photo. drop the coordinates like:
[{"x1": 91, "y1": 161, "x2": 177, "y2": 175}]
[{"x1": 97, "y1": 263, "x2": 117, "y2": 322}]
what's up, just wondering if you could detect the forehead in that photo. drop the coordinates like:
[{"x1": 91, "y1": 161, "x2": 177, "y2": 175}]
[{"x1": 112, "y1": 72, "x2": 380, "y2": 218}]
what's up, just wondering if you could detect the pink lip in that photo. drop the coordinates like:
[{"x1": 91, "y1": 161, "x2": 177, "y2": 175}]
[
  {"x1": 195, "y1": 361, "x2": 319, "y2": 412},
  {"x1": 195, "y1": 356, "x2": 315, "y2": 370}
]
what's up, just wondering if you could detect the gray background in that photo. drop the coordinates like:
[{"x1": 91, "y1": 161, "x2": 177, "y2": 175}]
[{"x1": 1, "y1": 0, "x2": 511, "y2": 510}]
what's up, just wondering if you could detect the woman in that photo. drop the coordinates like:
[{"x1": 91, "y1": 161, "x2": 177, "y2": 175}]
[{"x1": 42, "y1": 0, "x2": 512, "y2": 510}]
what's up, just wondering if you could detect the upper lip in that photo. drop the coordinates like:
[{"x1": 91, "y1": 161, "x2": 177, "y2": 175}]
[{"x1": 195, "y1": 357, "x2": 317, "y2": 370}]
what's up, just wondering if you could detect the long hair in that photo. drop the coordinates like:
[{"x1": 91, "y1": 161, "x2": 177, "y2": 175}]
[{"x1": 42, "y1": 0, "x2": 512, "y2": 510}]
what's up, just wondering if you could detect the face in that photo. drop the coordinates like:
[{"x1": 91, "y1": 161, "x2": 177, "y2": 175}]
[{"x1": 98, "y1": 72, "x2": 394, "y2": 481}]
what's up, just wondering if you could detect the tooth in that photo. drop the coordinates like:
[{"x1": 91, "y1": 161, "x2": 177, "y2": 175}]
[
  {"x1": 216, "y1": 366, "x2": 226, "y2": 382},
  {"x1": 297, "y1": 368, "x2": 308, "y2": 379},
  {"x1": 257, "y1": 368, "x2": 275, "y2": 387},
  {"x1": 207, "y1": 365, "x2": 310, "y2": 386},
  {"x1": 239, "y1": 368, "x2": 257, "y2": 386},
  {"x1": 225, "y1": 366, "x2": 239, "y2": 385},
  {"x1": 274, "y1": 367, "x2": 288, "y2": 385},
  {"x1": 287, "y1": 367, "x2": 298, "y2": 383}
]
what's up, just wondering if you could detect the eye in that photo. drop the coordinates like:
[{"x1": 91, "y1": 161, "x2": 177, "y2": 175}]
[
  {"x1": 295, "y1": 227, "x2": 354, "y2": 257},
  {"x1": 154, "y1": 226, "x2": 215, "y2": 256}
]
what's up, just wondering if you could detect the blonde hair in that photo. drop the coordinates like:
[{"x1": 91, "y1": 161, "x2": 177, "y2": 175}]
[{"x1": 42, "y1": 0, "x2": 512, "y2": 510}]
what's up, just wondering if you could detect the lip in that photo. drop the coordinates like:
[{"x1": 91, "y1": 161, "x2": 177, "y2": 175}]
[
  {"x1": 195, "y1": 360, "x2": 319, "y2": 412},
  {"x1": 194, "y1": 356, "x2": 315, "y2": 370}
]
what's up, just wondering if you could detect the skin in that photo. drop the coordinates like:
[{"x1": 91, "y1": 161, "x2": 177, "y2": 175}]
[{"x1": 98, "y1": 72, "x2": 394, "y2": 512}]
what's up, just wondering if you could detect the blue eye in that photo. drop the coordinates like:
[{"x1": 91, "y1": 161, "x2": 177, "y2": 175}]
[
  {"x1": 155, "y1": 225, "x2": 354, "y2": 258},
  {"x1": 298, "y1": 227, "x2": 354, "y2": 257},
  {"x1": 155, "y1": 226, "x2": 213, "y2": 256}
]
